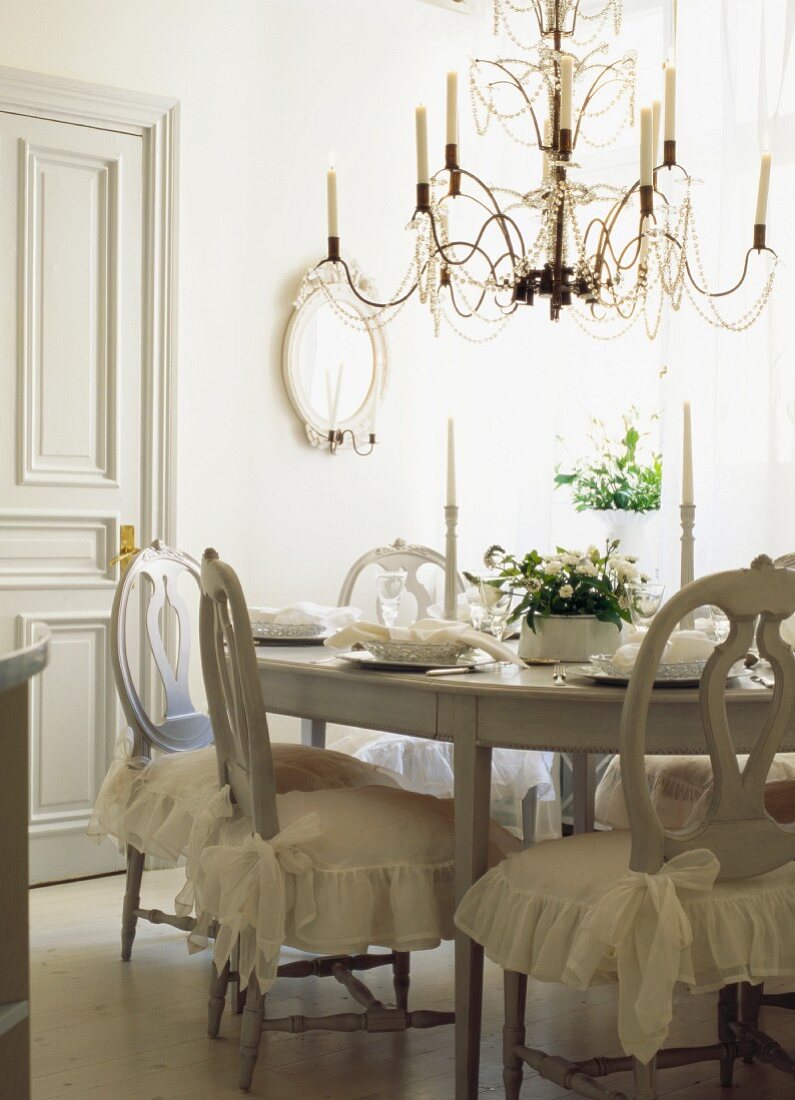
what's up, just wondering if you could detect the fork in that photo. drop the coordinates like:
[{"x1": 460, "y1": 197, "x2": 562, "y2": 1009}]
[{"x1": 553, "y1": 660, "x2": 567, "y2": 686}]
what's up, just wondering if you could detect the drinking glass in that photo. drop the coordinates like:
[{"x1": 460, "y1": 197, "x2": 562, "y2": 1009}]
[
  {"x1": 376, "y1": 569, "x2": 407, "y2": 628},
  {"x1": 627, "y1": 582, "x2": 665, "y2": 630},
  {"x1": 479, "y1": 576, "x2": 519, "y2": 644},
  {"x1": 463, "y1": 572, "x2": 489, "y2": 631}
]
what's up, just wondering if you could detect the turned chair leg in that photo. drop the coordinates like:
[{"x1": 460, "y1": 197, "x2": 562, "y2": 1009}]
[
  {"x1": 230, "y1": 942, "x2": 245, "y2": 1015},
  {"x1": 632, "y1": 1056, "x2": 658, "y2": 1099},
  {"x1": 393, "y1": 952, "x2": 410, "y2": 1010},
  {"x1": 503, "y1": 971, "x2": 527, "y2": 1100},
  {"x1": 120, "y1": 846, "x2": 145, "y2": 961},
  {"x1": 239, "y1": 975, "x2": 265, "y2": 1093},
  {"x1": 718, "y1": 984, "x2": 739, "y2": 1085},
  {"x1": 208, "y1": 960, "x2": 231, "y2": 1038},
  {"x1": 740, "y1": 982, "x2": 763, "y2": 1063}
]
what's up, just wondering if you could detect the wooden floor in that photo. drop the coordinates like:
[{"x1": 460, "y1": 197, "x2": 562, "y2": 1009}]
[{"x1": 29, "y1": 868, "x2": 795, "y2": 1100}]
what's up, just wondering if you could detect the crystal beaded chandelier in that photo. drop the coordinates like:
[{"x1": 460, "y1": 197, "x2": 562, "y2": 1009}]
[{"x1": 313, "y1": 0, "x2": 777, "y2": 341}]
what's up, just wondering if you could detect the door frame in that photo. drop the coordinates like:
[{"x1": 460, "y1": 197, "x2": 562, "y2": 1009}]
[{"x1": 0, "y1": 64, "x2": 179, "y2": 555}]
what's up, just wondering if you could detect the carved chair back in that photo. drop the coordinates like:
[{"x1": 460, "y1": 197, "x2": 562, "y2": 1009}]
[
  {"x1": 199, "y1": 550, "x2": 279, "y2": 840},
  {"x1": 774, "y1": 552, "x2": 795, "y2": 569},
  {"x1": 338, "y1": 538, "x2": 464, "y2": 622},
  {"x1": 620, "y1": 556, "x2": 795, "y2": 879},
  {"x1": 111, "y1": 540, "x2": 212, "y2": 755}
]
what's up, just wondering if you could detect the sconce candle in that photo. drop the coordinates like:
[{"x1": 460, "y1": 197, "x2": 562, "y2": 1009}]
[
  {"x1": 755, "y1": 149, "x2": 772, "y2": 226},
  {"x1": 327, "y1": 165, "x2": 338, "y2": 238},
  {"x1": 559, "y1": 55, "x2": 574, "y2": 132},
  {"x1": 415, "y1": 105, "x2": 429, "y2": 185},
  {"x1": 446, "y1": 71, "x2": 458, "y2": 146}
]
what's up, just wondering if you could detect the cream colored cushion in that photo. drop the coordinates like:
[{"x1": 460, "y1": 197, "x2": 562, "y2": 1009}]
[
  {"x1": 455, "y1": 830, "x2": 795, "y2": 1062},
  {"x1": 188, "y1": 785, "x2": 521, "y2": 994},
  {"x1": 87, "y1": 733, "x2": 400, "y2": 863},
  {"x1": 595, "y1": 752, "x2": 795, "y2": 830}
]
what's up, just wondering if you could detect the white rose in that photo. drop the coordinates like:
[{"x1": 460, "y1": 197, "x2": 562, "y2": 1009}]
[
  {"x1": 615, "y1": 561, "x2": 640, "y2": 582},
  {"x1": 575, "y1": 561, "x2": 598, "y2": 577},
  {"x1": 545, "y1": 560, "x2": 564, "y2": 575},
  {"x1": 560, "y1": 551, "x2": 582, "y2": 565},
  {"x1": 559, "y1": 584, "x2": 574, "y2": 599}
]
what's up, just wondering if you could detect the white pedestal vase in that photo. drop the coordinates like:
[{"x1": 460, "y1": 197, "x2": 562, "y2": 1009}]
[
  {"x1": 596, "y1": 509, "x2": 657, "y2": 569},
  {"x1": 518, "y1": 614, "x2": 624, "y2": 662}
]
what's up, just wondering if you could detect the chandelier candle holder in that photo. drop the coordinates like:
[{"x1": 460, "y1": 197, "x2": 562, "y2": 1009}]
[{"x1": 316, "y1": 0, "x2": 778, "y2": 342}]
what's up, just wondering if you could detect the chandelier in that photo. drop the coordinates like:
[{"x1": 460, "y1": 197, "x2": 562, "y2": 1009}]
[{"x1": 313, "y1": 0, "x2": 777, "y2": 341}]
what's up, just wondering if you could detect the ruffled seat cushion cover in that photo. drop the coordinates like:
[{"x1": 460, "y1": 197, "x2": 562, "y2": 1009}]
[
  {"x1": 188, "y1": 785, "x2": 521, "y2": 994},
  {"x1": 87, "y1": 735, "x2": 401, "y2": 863},
  {"x1": 595, "y1": 752, "x2": 795, "y2": 830},
  {"x1": 455, "y1": 830, "x2": 795, "y2": 1063}
]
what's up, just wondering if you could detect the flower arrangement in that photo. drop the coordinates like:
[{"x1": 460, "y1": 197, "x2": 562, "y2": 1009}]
[
  {"x1": 554, "y1": 409, "x2": 662, "y2": 513},
  {"x1": 483, "y1": 541, "x2": 646, "y2": 633}
]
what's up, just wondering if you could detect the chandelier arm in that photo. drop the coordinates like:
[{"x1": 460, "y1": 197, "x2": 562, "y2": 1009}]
[
  {"x1": 662, "y1": 234, "x2": 778, "y2": 298},
  {"x1": 573, "y1": 61, "x2": 633, "y2": 148},
  {"x1": 446, "y1": 274, "x2": 490, "y2": 318},
  {"x1": 315, "y1": 256, "x2": 420, "y2": 311},
  {"x1": 587, "y1": 179, "x2": 644, "y2": 276},
  {"x1": 475, "y1": 58, "x2": 545, "y2": 150},
  {"x1": 454, "y1": 167, "x2": 525, "y2": 265}
]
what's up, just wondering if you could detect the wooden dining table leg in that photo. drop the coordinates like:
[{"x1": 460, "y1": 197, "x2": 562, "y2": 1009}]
[
  {"x1": 454, "y1": 697, "x2": 493, "y2": 1100},
  {"x1": 300, "y1": 718, "x2": 326, "y2": 748},
  {"x1": 572, "y1": 751, "x2": 596, "y2": 834}
]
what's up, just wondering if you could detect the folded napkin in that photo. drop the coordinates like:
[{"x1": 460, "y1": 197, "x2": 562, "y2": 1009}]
[
  {"x1": 325, "y1": 617, "x2": 525, "y2": 667},
  {"x1": 248, "y1": 602, "x2": 360, "y2": 632},
  {"x1": 611, "y1": 629, "x2": 716, "y2": 673}
]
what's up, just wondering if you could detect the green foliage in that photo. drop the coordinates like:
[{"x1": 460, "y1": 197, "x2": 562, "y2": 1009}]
[
  {"x1": 483, "y1": 541, "x2": 642, "y2": 633},
  {"x1": 555, "y1": 409, "x2": 662, "y2": 513}
]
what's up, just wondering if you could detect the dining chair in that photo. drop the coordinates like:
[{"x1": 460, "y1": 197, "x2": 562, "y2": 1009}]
[
  {"x1": 194, "y1": 548, "x2": 521, "y2": 1092},
  {"x1": 455, "y1": 555, "x2": 795, "y2": 1099},
  {"x1": 89, "y1": 540, "x2": 401, "y2": 963},
  {"x1": 595, "y1": 549, "x2": 795, "y2": 832},
  {"x1": 331, "y1": 537, "x2": 558, "y2": 843}
]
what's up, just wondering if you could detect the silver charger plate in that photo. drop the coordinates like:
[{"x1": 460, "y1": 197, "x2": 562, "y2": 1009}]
[
  {"x1": 253, "y1": 635, "x2": 330, "y2": 647},
  {"x1": 577, "y1": 662, "x2": 747, "y2": 688},
  {"x1": 251, "y1": 622, "x2": 328, "y2": 645},
  {"x1": 335, "y1": 650, "x2": 494, "y2": 673}
]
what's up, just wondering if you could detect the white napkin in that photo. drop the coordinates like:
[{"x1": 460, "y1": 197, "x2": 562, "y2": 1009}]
[
  {"x1": 248, "y1": 602, "x2": 360, "y2": 632},
  {"x1": 325, "y1": 617, "x2": 525, "y2": 667},
  {"x1": 611, "y1": 629, "x2": 716, "y2": 673}
]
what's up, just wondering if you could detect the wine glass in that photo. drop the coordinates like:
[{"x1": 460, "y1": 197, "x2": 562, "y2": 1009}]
[
  {"x1": 479, "y1": 576, "x2": 519, "y2": 644},
  {"x1": 463, "y1": 572, "x2": 490, "y2": 631},
  {"x1": 375, "y1": 569, "x2": 407, "y2": 628},
  {"x1": 627, "y1": 582, "x2": 665, "y2": 631}
]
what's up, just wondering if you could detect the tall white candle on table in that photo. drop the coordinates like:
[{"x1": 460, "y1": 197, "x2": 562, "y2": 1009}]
[
  {"x1": 640, "y1": 106, "x2": 653, "y2": 187},
  {"x1": 560, "y1": 56, "x2": 574, "y2": 131},
  {"x1": 446, "y1": 417, "x2": 457, "y2": 507},
  {"x1": 326, "y1": 162, "x2": 338, "y2": 238},
  {"x1": 755, "y1": 149, "x2": 772, "y2": 225},
  {"x1": 446, "y1": 71, "x2": 458, "y2": 146},
  {"x1": 664, "y1": 57, "x2": 676, "y2": 142},
  {"x1": 415, "y1": 105, "x2": 429, "y2": 185},
  {"x1": 682, "y1": 401, "x2": 694, "y2": 505}
]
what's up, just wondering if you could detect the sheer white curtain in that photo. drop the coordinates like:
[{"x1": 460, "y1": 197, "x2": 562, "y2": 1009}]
[{"x1": 453, "y1": 0, "x2": 795, "y2": 587}]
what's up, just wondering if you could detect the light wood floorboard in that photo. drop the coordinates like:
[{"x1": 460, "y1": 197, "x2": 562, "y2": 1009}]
[{"x1": 29, "y1": 867, "x2": 795, "y2": 1099}]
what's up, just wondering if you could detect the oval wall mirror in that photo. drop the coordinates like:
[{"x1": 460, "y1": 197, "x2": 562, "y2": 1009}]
[{"x1": 282, "y1": 262, "x2": 388, "y2": 449}]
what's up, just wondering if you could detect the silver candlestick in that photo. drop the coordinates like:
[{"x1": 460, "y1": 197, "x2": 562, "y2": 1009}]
[
  {"x1": 444, "y1": 504, "x2": 459, "y2": 621},
  {"x1": 680, "y1": 503, "x2": 696, "y2": 629}
]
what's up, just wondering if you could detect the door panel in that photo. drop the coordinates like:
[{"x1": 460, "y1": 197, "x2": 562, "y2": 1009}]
[{"x1": 0, "y1": 112, "x2": 143, "y2": 882}]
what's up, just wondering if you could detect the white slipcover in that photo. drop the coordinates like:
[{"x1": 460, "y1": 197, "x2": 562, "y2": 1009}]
[
  {"x1": 595, "y1": 753, "x2": 795, "y2": 830},
  {"x1": 455, "y1": 830, "x2": 795, "y2": 1064},
  {"x1": 186, "y1": 784, "x2": 521, "y2": 994},
  {"x1": 87, "y1": 730, "x2": 400, "y2": 863}
]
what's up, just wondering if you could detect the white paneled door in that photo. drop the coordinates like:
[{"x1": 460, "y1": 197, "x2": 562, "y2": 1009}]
[{"x1": 0, "y1": 112, "x2": 143, "y2": 882}]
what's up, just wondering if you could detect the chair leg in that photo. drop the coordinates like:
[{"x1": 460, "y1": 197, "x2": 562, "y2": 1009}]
[
  {"x1": 208, "y1": 960, "x2": 230, "y2": 1038},
  {"x1": 521, "y1": 787, "x2": 537, "y2": 849},
  {"x1": 503, "y1": 971, "x2": 527, "y2": 1100},
  {"x1": 239, "y1": 976, "x2": 265, "y2": 1093},
  {"x1": 718, "y1": 984, "x2": 739, "y2": 1085},
  {"x1": 632, "y1": 1056, "x2": 658, "y2": 1099},
  {"x1": 740, "y1": 982, "x2": 763, "y2": 1063},
  {"x1": 393, "y1": 952, "x2": 410, "y2": 1010},
  {"x1": 230, "y1": 943, "x2": 245, "y2": 1015},
  {"x1": 120, "y1": 846, "x2": 145, "y2": 961}
]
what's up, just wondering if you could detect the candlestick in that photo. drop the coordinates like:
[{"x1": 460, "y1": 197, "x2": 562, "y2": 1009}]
[
  {"x1": 640, "y1": 106, "x2": 653, "y2": 188},
  {"x1": 652, "y1": 99, "x2": 661, "y2": 167},
  {"x1": 755, "y1": 149, "x2": 772, "y2": 226},
  {"x1": 682, "y1": 400, "x2": 694, "y2": 505},
  {"x1": 664, "y1": 58, "x2": 676, "y2": 143},
  {"x1": 446, "y1": 71, "x2": 458, "y2": 147},
  {"x1": 444, "y1": 504, "x2": 459, "y2": 621},
  {"x1": 415, "y1": 105, "x2": 429, "y2": 185},
  {"x1": 560, "y1": 55, "x2": 574, "y2": 132},
  {"x1": 327, "y1": 163, "x2": 338, "y2": 238},
  {"x1": 679, "y1": 503, "x2": 696, "y2": 628},
  {"x1": 446, "y1": 416, "x2": 457, "y2": 506}
]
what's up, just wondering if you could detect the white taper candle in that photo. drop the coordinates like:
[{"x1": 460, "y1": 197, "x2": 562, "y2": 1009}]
[
  {"x1": 664, "y1": 59, "x2": 676, "y2": 143},
  {"x1": 640, "y1": 106, "x2": 653, "y2": 188},
  {"x1": 446, "y1": 71, "x2": 458, "y2": 146},
  {"x1": 326, "y1": 163, "x2": 338, "y2": 238},
  {"x1": 415, "y1": 105, "x2": 429, "y2": 185},
  {"x1": 682, "y1": 401, "x2": 694, "y2": 505},
  {"x1": 446, "y1": 417, "x2": 457, "y2": 507},
  {"x1": 560, "y1": 56, "x2": 574, "y2": 131},
  {"x1": 755, "y1": 150, "x2": 772, "y2": 225}
]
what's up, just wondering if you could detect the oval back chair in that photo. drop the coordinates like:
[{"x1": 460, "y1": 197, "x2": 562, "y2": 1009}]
[
  {"x1": 337, "y1": 537, "x2": 464, "y2": 623},
  {"x1": 111, "y1": 539, "x2": 212, "y2": 757}
]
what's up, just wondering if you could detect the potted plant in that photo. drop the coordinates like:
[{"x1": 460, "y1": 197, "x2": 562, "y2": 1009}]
[
  {"x1": 482, "y1": 542, "x2": 644, "y2": 661},
  {"x1": 554, "y1": 410, "x2": 662, "y2": 561}
]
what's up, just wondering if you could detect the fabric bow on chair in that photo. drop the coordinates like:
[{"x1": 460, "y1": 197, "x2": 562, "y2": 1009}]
[
  {"x1": 564, "y1": 849, "x2": 720, "y2": 1064},
  {"x1": 189, "y1": 812, "x2": 323, "y2": 992}
]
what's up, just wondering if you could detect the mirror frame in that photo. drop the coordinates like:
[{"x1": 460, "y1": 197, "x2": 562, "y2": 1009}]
[{"x1": 282, "y1": 262, "x2": 388, "y2": 448}]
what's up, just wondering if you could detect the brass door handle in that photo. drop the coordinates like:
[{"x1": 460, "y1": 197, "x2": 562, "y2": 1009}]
[{"x1": 110, "y1": 524, "x2": 140, "y2": 572}]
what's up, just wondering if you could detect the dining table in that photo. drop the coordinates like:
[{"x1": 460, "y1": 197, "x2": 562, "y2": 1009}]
[{"x1": 254, "y1": 645, "x2": 788, "y2": 1100}]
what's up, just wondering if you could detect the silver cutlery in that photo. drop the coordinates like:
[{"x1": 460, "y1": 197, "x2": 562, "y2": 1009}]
[
  {"x1": 426, "y1": 665, "x2": 482, "y2": 677},
  {"x1": 553, "y1": 661, "x2": 567, "y2": 686},
  {"x1": 750, "y1": 674, "x2": 774, "y2": 689}
]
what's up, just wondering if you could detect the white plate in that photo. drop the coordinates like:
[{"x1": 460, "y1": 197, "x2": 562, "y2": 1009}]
[
  {"x1": 335, "y1": 650, "x2": 494, "y2": 673},
  {"x1": 577, "y1": 663, "x2": 747, "y2": 689}
]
